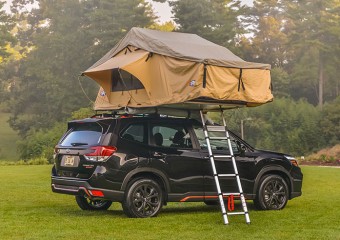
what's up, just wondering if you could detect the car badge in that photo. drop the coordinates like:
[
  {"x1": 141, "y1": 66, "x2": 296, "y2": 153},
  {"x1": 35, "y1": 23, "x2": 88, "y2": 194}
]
[{"x1": 66, "y1": 149, "x2": 71, "y2": 153}]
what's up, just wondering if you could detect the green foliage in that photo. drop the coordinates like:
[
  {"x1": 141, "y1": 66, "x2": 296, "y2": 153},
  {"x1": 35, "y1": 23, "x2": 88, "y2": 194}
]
[
  {"x1": 0, "y1": 112, "x2": 19, "y2": 161},
  {"x1": 6, "y1": 0, "x2": 155, "y2": 137},
  {"x1": 240, "y1": 0, "x2": 290, "y2": 67},
  {"x1": 287, "y1": 0, "x2": 340, "y2": 106},
  {"x1": 169, "y1": 0, "x2": 244, "y2": 49},
  {"x1": 0, "y1": 2, "x2": 16, "y2": 61},
  {"x1": 211, "y1": 98, "x2": 324, "y2": 156},
  {"x1": 0, "y1": 157, "x2": 49, "y2": 166},
  {"x1": 1, "y1": 0, "x2": 339, "y2": 161},
  {"x1": 150, "y1": 21, "x2": 176, "y2": 32},
  {"x1": 270, "y1": 67, "x2": 291, "y2": 98},
  {"x1": 319, "y1": 96, "x2": 340, "y2": 145},
  {"x1": 70, "y1": 107, "x2": 95, "y2": 120},
  {"x1": 240, "y1": 0, "x2": 340, "y2": 107},
  {"x1": 15, "y1": 107, "x2": 96, "y2": 162},
  {"x1": 17, "y1": 122, "x2": 66, "y2": 163}
]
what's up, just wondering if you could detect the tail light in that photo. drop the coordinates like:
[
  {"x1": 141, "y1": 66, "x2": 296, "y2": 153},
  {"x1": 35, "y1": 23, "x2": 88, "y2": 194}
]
[
  {"x1": 54, "y1": 145, "x2": 59, "y2": 154},
  {"x1": 84, "y1": 146, "x2": 117, "y2": 162},
  {"x1": 53, "y1": 145, "x2": 59, "y2": 160}
]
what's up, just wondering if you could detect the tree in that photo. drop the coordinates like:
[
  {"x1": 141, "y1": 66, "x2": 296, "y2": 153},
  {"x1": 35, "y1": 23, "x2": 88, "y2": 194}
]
[
  {"x1": 150, "y1": 21, "x2": 176, "y2": 32},
  {"x1": 210, "y1": 98, "x2": 324, "y2": 156},
  {"x1": 287, "y1": 0, "x2": 340, "y2": 108},
  {"x1": 169, "y1": 0, "x2": 244, "y2": 49},
  {"x1": 7, "y1": 0, "x2": 156, "y2": 136},
  {"x1": 319, "y1": 96, "x2": 340, "y2": 145},
  {"x1": 238, "y1": 1, "x2": 295, "y2": 99},
  {"x1": 0, "y1": 2, "x2": 16, "y2": 62},
  {"x1": 241, "y1": 0, "x2": 290, "y2": 67},
  {"x1": 0, "y1": 2, "x2": 17, "y2": 104}
]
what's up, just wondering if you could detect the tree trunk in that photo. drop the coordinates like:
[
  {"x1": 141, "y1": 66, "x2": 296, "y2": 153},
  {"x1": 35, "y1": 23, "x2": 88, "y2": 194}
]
[{"x1": 318, "y1": 59, "x2": 324, "y2": 109}]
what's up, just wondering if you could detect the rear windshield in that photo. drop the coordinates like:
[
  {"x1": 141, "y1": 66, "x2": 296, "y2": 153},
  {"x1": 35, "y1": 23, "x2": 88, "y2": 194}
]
[{"x1": 60, "y1": 122, "x2": 103, "y2": 147}]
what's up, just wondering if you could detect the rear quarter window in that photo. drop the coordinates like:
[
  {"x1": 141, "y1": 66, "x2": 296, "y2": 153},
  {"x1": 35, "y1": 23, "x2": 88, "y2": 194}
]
[{"x1": 60, "y1": 123, "x2": 103, "y2": 147}]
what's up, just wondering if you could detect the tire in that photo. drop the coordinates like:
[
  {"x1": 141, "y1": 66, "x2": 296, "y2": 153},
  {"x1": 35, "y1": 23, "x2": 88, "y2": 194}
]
[
  {"x1": 75, "y1": 195, "x2": 112, "y2": 210},
  {"x1": 122, "y1": 178, "x2": 163, "y2": 218},
  {"x1": 254, "y1": 174, "x2": 289, "y2": 210}
]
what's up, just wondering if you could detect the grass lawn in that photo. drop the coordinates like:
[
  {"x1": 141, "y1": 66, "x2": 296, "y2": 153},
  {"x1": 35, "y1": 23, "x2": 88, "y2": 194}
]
[
  {"x1": 0, "y1": 165, "x2": 339, "y2": 240},
  {"x1": 0, "y1": 113, "x2": 19, "y2": 161}
]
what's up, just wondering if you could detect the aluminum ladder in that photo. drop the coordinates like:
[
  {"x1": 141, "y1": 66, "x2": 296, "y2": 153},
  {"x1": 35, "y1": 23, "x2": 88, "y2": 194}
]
[{"x1": 200, "y1": 110, "x2": 250, "y2": 225}]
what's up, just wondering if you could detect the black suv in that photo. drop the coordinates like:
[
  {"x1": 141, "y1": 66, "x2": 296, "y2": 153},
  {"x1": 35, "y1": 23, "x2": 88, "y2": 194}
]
[{"x1": 51, "y1": 114, "x2": 302, "y2": 218}]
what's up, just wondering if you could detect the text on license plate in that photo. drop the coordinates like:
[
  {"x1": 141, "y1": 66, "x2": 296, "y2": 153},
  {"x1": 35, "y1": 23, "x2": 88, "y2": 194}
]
[{"x1": 64, "y1": 156, "x2": 75, "y2": 166}]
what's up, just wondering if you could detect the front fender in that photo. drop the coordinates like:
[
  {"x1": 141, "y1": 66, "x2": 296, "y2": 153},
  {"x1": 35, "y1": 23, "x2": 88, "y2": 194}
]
[{"x1": 253, "y1": 164, "x2": 293, "y2": 197}]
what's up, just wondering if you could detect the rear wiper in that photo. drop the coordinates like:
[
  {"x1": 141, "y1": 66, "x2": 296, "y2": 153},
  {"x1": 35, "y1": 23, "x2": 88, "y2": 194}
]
[{"x1": 70, "y1": 142, "x2": 88, "y2": 146}]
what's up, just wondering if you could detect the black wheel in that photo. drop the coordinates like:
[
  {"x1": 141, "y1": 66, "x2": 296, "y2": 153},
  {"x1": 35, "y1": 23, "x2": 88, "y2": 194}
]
[
  {"x1": 122, "y1": 178, "x2": 163, "y2": 218},
  {"x1": 75, "y1": 195, "x2": 112, "y2": 210},
  {"x1": 254, "y1": 174, "x2": 289, "y2": 210}
]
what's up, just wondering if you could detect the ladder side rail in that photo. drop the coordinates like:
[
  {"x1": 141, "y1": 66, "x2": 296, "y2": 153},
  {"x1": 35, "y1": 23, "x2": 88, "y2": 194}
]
[
  {"x1": 200, "y1": 111, "x2": 229, "y2": 225},
  {"x1": 220, "y1": 110, "x2": 251, "y2": 224}
]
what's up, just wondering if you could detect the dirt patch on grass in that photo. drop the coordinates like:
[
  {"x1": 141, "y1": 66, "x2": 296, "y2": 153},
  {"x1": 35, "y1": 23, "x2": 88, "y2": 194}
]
[{"x1": 299, "y1": 144, "x2": 340, "y2": 166}]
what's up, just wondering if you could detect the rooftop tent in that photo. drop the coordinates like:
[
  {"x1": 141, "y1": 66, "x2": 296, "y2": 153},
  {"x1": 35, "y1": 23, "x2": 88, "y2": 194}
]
[{"x1": 83, "y1": 27, "x2": 273, "y2": 110}]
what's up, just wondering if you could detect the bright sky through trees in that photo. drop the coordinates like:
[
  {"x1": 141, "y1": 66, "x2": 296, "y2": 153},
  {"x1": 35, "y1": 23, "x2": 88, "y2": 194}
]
[{"x1": 149, "y1": 0, "x2": 254, "y2": 23}]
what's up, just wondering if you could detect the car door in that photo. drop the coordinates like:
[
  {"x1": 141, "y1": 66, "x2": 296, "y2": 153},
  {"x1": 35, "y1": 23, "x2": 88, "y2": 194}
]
[
  {"x1": 148, "y1": 119, "x2": 205, "y2": 198},
  {"x1": 192, "y1": 125, "x2": 256, "y2": 199}
]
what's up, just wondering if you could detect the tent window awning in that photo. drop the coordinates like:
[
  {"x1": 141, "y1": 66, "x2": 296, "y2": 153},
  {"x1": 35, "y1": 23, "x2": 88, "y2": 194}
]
[{"x1": 111, "y1": 69, "x2": 145, "y2": 92}]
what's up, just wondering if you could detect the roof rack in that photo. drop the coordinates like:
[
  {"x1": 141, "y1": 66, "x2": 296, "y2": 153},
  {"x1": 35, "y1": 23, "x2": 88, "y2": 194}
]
[{"x1": 91, "y1": 111, "x2": 164, "y2": 119}]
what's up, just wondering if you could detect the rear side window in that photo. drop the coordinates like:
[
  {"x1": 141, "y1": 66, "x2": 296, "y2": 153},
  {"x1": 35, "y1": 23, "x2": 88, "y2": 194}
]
[
  {"x1": 121, "y1": 123, "x2": 145, "y2": 143},
  {"x1": 60, "y1": 123, "x2": 103, "y2": 147},
  {"x1": 150, "y1": 124, "x2": 192, "y2": 149}
]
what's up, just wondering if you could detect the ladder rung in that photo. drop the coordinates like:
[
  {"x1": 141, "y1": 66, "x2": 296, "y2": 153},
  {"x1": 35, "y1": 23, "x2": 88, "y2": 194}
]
[
  {"x1": 214, "y1": 155, "x2": 232, "y2": 158},
  {"x1": 209, "y1": 137, "x2": 228, "y2": 140},
  {"x1": 227, "y1": 212, "x2": 246, "y2": 216},
  {"x1": 206, "y1": 126, "x2": 226, "y2": 132},
  {"x1": 222, "y1": 193, "x2": 240, "y2": 196},
  {"x1": 218, "y1": 174, "x2": 236, "y2": 177}
]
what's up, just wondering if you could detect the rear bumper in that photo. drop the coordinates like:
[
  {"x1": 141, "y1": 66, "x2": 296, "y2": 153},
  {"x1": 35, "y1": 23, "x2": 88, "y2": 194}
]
[{"x1": 51, "y1": 176, "x2": 124, "y2": 202}]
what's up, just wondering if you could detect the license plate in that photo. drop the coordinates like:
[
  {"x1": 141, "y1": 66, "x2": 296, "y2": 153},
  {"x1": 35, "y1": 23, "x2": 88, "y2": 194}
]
[{"x1": 64, "y1": 156, "x2": 75, "y2": 166}]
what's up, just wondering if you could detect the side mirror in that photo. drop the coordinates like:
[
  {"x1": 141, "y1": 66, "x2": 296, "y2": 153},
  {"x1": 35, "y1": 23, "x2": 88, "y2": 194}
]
[{"x1": 236, "y1": 141, "x2": 247, "y2": 156}]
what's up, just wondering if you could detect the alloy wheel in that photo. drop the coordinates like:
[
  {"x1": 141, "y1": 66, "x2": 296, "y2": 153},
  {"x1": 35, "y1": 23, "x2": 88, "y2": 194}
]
[
  {"x1": 131, "y1": 183, "x2": 161, "y2": 217},
  {"x1": 262, "y1": 179, "x2": 287, "y2": 209}
]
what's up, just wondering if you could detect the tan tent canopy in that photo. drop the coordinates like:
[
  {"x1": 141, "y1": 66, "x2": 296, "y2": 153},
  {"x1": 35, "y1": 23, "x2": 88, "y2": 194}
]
[{"x1": 83, "y1": 27, "x2": 273, "y2": 110}]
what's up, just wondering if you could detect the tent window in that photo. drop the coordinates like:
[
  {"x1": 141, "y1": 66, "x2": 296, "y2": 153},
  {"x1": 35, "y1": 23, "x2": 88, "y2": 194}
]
[{"x1": 111, "y1": 69, "x2": 144, "y2": 92}]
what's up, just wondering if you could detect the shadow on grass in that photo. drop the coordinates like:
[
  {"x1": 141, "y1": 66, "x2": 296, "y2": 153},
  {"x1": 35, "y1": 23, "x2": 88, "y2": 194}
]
[
  {"x1": 55, "y1": 201, "x2": 259, "y2": 218},
  {"x1": 161, "y1": 202, "x2": 258, "y2": 215}
]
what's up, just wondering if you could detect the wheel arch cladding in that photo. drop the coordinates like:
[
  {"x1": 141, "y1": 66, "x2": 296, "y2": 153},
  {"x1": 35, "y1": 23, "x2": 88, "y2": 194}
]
[
  {"x1": 254, "y1": 165, "x2": 293, "y2": 198},
  {"x1": 121, "y1": 168, "x2": 170, "y2": 201}
]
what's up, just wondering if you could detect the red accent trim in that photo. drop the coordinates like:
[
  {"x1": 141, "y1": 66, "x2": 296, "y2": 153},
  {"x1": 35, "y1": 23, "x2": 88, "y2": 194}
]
[
  {"x1": 180, "y1": 195, "x2": 242, "y2": 202},
  {"x1": 180, "y1": 196, "x2": 204, "y2": 202},
  {"x1": 79, "y1": 187, "x2": 91, "y2": 198}
]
